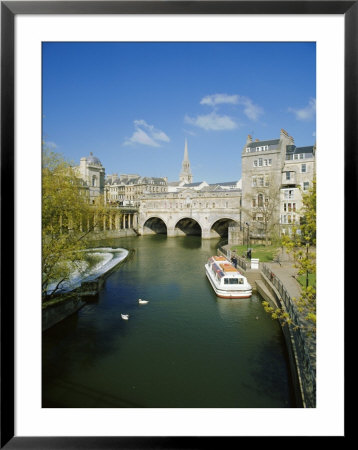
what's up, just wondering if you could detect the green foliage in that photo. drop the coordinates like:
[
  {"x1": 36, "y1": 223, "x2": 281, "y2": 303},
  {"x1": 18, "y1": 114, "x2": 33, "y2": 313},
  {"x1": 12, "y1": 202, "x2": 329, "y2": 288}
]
[
  {"x1": 281, "y1": 179, "x2": 316, "y2": 333},
  {"x1": 263, "y1": 178, "x2": 316, "y2": 334},
  {"x1": 42, "y1": 148, "x2": 90, "y2": 299},
  {"x1": 42, "y1": 148, "x2": 117, "y2": 300}
]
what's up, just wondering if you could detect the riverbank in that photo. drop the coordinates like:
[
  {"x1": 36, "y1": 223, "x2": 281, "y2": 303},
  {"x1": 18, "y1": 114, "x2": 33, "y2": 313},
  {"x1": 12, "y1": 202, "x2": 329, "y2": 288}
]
[{"x1": 220, "y1": 244, "x2": 316, "y2": 408}]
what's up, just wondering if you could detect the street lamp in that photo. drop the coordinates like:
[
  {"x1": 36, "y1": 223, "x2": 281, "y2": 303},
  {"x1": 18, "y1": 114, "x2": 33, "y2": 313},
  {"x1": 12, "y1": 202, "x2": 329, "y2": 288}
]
[{"x1": 245, "y1": 222, "x2": 250, "y2": 251}]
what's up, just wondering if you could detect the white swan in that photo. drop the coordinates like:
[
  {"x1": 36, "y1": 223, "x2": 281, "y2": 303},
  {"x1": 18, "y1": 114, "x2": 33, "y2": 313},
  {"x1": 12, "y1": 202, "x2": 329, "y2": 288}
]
[
  {"x1": 121, "y1": 314, "x2": 129, "y2": 320},
  {"x1": 138, "y1": 298, "x2": 149, "y2": 304}
]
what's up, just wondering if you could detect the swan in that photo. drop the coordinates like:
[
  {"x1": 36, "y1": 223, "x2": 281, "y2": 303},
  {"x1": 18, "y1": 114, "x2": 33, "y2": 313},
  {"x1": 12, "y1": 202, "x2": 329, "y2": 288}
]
[
  {"x1": 121, "y1": 314, "x2": 129, "y2": 320},
  {"x1": 138, "y1": 298, "x2": 149, "y2": 304}
]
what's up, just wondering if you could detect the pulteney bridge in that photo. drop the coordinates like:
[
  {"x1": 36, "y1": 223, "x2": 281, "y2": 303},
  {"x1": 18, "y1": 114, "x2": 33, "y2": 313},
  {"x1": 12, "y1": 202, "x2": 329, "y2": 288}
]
[{"x1": 137, "y1": 188, "x2": 242, "y2": 239}]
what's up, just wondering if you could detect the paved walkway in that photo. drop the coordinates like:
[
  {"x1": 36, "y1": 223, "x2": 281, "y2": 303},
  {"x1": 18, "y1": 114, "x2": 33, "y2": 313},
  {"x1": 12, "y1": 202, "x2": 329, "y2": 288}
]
[{"x1": 263, "y1": 261, "x2": 302, "y2": 301}]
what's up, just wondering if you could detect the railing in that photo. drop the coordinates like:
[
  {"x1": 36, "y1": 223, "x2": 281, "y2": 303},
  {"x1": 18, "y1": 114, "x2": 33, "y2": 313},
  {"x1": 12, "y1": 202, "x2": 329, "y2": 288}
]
[
  {"x1": 262, "y1": 263, "x2": 316, "y2": 407},
  {"x1": 217, "y1": 246, "x2": 248, "y2": 271}
]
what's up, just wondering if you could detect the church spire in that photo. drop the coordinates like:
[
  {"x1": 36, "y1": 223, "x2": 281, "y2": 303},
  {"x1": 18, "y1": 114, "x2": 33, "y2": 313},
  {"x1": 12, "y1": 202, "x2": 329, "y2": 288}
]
[{"x1": 179, "y1": 139, "x2": 193, "y2": 184}]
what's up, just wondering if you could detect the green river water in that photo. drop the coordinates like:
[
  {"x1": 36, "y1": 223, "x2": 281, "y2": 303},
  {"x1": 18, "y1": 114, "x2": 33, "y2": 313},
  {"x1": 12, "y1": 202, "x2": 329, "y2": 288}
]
[{"x1": 42, "y1": 234, "x2": 296, "y2": 408}]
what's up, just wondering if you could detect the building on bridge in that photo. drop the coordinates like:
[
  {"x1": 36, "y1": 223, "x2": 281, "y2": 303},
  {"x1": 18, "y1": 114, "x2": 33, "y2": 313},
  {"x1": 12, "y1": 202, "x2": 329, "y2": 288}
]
[{"x1": 241, "y1": 129, "x2": 316, "y2": 239}]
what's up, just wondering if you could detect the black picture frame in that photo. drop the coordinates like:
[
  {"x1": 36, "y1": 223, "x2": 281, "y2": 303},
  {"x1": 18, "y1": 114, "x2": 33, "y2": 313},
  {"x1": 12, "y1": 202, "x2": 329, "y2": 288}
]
[{"x1": 1, "y1": 1, "x2": 352, "y2": 447}]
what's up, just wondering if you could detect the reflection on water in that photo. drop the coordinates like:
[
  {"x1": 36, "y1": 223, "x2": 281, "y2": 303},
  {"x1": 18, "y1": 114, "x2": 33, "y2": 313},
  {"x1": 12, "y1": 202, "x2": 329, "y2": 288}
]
[{"x1": 42, "y1": 235, "x2": 295, "y2": 408}]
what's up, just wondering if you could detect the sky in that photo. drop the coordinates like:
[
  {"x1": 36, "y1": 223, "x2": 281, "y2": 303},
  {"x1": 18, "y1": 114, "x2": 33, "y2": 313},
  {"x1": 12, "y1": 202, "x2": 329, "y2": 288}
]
[{"x1": 42, "y1": 42, "x2": 316, "y2": 184}]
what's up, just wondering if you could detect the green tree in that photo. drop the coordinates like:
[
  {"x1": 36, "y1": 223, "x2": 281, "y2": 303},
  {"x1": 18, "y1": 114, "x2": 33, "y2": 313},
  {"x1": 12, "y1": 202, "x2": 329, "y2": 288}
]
[
  {"x1": 263, "y1": 178, "x2": 316, "y2": 334},
  {"x1": 42, "y1": 148, "x2": 113, "y2": 300}
]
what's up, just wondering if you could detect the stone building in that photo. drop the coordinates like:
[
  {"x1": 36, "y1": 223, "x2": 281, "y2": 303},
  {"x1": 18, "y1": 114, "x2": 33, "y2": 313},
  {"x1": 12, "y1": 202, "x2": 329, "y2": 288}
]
[
  {"x1": 76, "y1": 152, "x2": 105, "y2": 204},
  {"x1": 105, "y1": 174, "x2": 168, "y2": 207},
  {"x1": 241, "y1": 129, "x2": 316, "y2": 238}
]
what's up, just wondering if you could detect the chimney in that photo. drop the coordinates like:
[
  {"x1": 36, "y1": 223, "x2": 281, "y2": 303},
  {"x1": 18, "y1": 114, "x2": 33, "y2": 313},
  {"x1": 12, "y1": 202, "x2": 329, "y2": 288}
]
[
  {"x1": 255, "y1": 138, "x2": 260, "y2": 142},
  {"x1": 246, "y1": 134, "x2": 252, "y2": 145},
  {"x1": 280, "y1": 129, "x2": 289, "y2": 139}
]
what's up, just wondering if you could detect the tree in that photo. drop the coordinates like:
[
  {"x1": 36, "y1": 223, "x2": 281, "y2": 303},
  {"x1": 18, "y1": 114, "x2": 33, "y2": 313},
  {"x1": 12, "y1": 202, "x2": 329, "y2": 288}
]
[
  {"x1": 263, "y1": 178, "x2": 316, "y2": 334},
  {"x1": 42, "y1": 148, "x2": 115, "y2": 300},
  {"x1": 243, "y1": 174, "x2": 281, "y2": 245}
]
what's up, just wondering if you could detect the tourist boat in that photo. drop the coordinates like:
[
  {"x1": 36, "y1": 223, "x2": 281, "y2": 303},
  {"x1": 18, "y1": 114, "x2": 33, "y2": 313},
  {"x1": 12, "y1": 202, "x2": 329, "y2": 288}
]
[
  {"x1": 121, "y1": 314, "x2": 129, "y2": 320},
  {"x1": 205, "y1": 256, "x2": 252, "y2": 299}
]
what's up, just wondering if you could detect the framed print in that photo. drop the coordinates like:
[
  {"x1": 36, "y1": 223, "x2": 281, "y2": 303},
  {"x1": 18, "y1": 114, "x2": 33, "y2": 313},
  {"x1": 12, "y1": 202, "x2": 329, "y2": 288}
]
[{"x1": 1, "y1": 0, "x2": 353, "y2": 447}]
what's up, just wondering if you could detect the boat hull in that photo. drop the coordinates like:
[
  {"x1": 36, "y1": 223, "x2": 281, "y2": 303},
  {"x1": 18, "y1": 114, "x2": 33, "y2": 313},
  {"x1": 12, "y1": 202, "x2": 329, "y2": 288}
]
[{"x1": 205, "y1": 265, "x2": 252, "y2": 299}]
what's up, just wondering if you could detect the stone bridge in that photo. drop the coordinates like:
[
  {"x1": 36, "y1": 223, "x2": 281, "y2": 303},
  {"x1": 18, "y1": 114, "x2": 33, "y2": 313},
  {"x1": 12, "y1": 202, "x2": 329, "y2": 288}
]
[{"x1": 137, "y1": 188, "x2": 242, "y2": 239}]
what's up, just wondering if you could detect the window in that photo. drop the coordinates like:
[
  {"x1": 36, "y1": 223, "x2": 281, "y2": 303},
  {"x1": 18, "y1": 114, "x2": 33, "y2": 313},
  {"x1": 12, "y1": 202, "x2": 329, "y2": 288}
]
[
  {"x1": 246, "y1": 147, "x2": 250, "y2": 152},
  {"x1": 284, "y1": 189, "x2": 294, "y2": 200},
  {"x1": 258, "y1": 194, "x2": 264, "y2": 207},
  {"x1": 253, "y1": 160, "x2": 258, "y2": 167},
  {"x1": 258, "y1": 177, "x2": 264, "y2": 187},
  {"x1": 283, "y1": 203, "x2": 287, "y2": 212},
  {"x1": 258, "y1": 158, "x2": 263, "y2": 166},
  {"x1": 301, "y1": 164, "x2": 307, "y2": 173},
  {"x1": 303, "y1": 181, "x2": 309, "y2": 191},
  {"x1": 263, "y1": 159, "x2": 267, "y2": 166},
  {"x1": 268, "y1": 159, "x2": 272, "y2": 166},
  {"x1": 286, "y1": 172, "x2": 291, "y2": 180},
  {"x1": 252, "y1": 177, "x2": 257, "y2": 187},
  {"x1": 252, "y1": 198, "x2": 256, "y2": 207}
]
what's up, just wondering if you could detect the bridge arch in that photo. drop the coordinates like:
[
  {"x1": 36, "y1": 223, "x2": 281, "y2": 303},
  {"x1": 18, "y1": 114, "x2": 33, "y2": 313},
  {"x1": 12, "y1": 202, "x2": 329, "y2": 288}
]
[
  {"x1": 173, "y1": 216, "x2": 202, "y2": 236},
  {"x1": 142, "y1": 216, "x2": 168, "y2": 235},
  {"x1": 208, "y1": 217, "x2": 240, "y2": 238}
]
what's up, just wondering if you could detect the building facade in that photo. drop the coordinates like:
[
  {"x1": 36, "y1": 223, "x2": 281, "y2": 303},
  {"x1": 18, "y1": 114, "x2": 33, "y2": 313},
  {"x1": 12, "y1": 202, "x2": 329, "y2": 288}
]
[
  {"x1": 105, "y1": 174, "x2": 168, "y2": 207},
  {"x1": 76, "y1": 152, "x2": 105, "y2": 204},
  {"x1": 241, "y1": 129, "x2": 315, "y2": 238}
]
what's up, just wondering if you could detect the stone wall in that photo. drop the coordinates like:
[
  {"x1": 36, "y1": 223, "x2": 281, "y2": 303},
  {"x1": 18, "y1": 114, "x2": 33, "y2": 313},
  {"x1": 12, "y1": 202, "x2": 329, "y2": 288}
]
[{"x1": 42, "y1": 296, "x2": 85, "y2": 332}]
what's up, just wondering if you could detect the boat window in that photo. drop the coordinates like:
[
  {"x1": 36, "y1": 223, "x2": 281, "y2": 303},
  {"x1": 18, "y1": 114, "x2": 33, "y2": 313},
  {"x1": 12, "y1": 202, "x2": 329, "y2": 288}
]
[
  {"x1": 229, "y1": 279, "x2": 239, "y2": 284},
  {"x1": 224, "y1": 278, "x2": 229, "y2": 284}
]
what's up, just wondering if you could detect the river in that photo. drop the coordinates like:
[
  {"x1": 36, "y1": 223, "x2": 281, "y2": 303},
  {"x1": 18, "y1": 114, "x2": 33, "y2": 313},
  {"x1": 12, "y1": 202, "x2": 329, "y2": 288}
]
[{"x1": 42, "y1": 234, "x2": 296, "y2": 408}]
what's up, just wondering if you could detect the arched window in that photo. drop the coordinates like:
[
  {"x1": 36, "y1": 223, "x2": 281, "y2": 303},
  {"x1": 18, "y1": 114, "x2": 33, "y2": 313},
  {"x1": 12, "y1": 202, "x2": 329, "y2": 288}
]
[
  {"x1": 258, "y1": 193, "x2": 264, "y2": 207},
  {"x1": 92, "y1": 175, "x2": 97, "y2": 187}
]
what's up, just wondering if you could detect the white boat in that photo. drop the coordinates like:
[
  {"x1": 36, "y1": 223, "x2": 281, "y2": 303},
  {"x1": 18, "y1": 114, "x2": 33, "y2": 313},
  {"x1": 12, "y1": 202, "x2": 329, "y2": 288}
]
[
  {"x1": 121, "y1": 314, "x2": 129, "y2": 320},
  {"x1": 205, "y1": 256, "x2": 252, "y2": 299},
  {"x1": 138, "y1": 299, "x2": 149, "y2": 304}
]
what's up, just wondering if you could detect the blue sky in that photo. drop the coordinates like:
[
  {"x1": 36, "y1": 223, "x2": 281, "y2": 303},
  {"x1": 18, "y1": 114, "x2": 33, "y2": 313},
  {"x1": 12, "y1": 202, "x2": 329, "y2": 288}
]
[{"x1": 42, "y1": 42, "x2": 316, "y2": 184}]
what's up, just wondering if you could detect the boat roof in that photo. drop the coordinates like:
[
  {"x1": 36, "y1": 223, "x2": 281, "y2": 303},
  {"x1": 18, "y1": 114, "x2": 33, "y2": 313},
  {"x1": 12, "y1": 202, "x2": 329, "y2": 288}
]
[
  {"x1": 220, "y1": 263, "x2": 239, "y2": 273},
  {"x1": 212, "y1": 256, "x2": 227, "y2": 261}
]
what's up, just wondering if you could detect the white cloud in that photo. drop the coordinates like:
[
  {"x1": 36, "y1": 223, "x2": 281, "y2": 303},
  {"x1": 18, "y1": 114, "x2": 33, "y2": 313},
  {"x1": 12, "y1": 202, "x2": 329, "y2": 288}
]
[
  {"x1": 123, "y1": 120, "x2": 170, "y2": 147},
  {"x1": 200, "y1": 93, "x2": 239, "y2": 107},
  {"x1": 184, "y1": 111, "x2": 237, "y2": 131},
  {"x1": 198, "y1": 93, "x2": 263, "y2": 121},
  {"x1": 289, "y1": 98, "x2": 316, "y2": 121},
  {"x1": 238, "y1": 97, "x2": 264, "y2": 121}
]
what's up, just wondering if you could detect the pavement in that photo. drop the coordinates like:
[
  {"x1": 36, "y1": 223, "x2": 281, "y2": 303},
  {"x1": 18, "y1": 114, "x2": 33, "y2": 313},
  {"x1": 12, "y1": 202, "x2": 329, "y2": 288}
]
[{"x1": 263, "y1": 260, "x2": 302, "y2": 301}]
